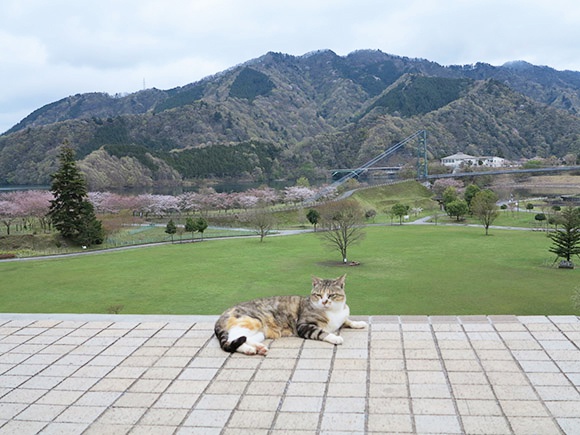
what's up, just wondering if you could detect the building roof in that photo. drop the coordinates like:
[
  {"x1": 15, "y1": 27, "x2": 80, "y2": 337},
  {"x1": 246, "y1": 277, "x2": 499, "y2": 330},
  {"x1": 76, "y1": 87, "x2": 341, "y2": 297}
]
[{"x1": 442, "y1": 152, "x2": 477, "y2": 160}]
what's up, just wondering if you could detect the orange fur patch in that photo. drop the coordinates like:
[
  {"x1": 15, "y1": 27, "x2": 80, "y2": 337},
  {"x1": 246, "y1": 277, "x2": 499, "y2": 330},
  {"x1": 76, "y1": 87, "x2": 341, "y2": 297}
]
[{"x1": 226, "y1": 315, "x2": 262, "y2": 332}]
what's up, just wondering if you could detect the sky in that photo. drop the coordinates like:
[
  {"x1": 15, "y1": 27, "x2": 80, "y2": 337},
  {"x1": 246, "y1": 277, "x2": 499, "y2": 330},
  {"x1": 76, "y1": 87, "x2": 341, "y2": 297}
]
[{"x1": 1, "y1": 0, "x2": 580, "y2": 134}]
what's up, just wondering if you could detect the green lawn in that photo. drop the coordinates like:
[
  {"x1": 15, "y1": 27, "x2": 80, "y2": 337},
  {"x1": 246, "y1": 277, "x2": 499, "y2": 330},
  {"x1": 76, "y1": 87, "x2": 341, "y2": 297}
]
[
  {"x1": 435, "y1": 210, "x2": 549, "y2": 229},
  {"x1": 1, "y1": 226, "x2": 577, "y2": 316}
]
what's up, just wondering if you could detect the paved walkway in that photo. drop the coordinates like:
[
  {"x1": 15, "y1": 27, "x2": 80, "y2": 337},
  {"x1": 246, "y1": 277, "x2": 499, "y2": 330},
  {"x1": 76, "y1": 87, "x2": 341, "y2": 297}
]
[{"x1": 1, "y1": 314, "x2": 579, "y2": 434}]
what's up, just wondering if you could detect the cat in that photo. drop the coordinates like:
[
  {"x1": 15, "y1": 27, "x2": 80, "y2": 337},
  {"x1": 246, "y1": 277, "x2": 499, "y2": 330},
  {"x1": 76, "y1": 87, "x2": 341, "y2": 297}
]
[{"x1": 214, "y1": 274, "x2": 366, "y2": 355}]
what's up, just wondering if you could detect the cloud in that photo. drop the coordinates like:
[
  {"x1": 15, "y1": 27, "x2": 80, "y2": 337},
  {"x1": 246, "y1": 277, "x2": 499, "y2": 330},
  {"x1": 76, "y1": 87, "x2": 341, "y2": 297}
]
[{"x1": 1, "y1": 0, "x2": 579, "y2": 133}]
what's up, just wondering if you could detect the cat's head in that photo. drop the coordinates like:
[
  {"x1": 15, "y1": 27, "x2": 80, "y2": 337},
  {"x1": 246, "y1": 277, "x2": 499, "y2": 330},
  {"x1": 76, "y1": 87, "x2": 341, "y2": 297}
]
[{"x1": 310, "y1": 274, "x2": 346, "y2": 310}]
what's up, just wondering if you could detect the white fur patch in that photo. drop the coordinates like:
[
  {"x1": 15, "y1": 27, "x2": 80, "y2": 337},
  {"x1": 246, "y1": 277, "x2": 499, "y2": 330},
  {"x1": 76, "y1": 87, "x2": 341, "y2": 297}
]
[{"x1": 325, "y1": 303, "x2": 350, "y2": 333}]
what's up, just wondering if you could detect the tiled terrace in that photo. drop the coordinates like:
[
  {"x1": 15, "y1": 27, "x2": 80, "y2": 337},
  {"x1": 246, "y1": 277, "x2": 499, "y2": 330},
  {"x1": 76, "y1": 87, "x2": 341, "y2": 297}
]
[{"x1": 0, "y1": 313, "x2": 579, "y2": 434}]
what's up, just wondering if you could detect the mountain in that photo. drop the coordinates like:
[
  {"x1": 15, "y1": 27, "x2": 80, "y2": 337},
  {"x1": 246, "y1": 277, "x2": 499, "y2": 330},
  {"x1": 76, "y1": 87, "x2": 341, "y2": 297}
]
[{"x1": 1, "y1": 49, "x2": 579, "y2": 188}]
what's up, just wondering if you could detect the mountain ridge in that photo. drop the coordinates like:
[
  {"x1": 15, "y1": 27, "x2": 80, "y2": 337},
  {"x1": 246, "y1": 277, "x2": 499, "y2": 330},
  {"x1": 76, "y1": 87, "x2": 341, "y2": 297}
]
[{"x1": 1, "y1": 49, "x2": 579, "y2": 188}]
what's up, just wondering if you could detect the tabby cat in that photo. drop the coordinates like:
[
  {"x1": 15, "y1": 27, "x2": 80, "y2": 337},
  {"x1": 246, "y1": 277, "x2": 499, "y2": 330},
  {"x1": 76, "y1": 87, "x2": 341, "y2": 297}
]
[{"x1": 214, "y1": 274, "x2": 366, "y2": 355}]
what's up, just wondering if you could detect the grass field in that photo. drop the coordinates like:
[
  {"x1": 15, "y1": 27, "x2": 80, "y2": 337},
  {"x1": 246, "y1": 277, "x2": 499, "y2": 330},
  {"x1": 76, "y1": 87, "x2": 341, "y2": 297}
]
[{"x1": 1, "y1": 225, "x2": 577, "y2": 316}]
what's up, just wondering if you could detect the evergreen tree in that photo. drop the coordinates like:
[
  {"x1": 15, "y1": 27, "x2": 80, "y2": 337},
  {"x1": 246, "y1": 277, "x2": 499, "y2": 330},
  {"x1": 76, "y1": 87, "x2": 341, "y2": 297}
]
[
  {"x1": 306, "y1": 209, "x2": 320, "y2": 231},
  {"x1": 185, "y1": 217, "x2": 197, "y2": 240},
  {"x1": 48, "y1": 143, "x2": 104, "y2": 246},
  {"x1": 195, "y1": 217, "x2": 208, "y2": 240},
  {"x1": 548, "y1": 207, "x2": 580, "y2": 266},
  {"x1": 165, "y1": 219, "x2": 177, "y2": 243}
]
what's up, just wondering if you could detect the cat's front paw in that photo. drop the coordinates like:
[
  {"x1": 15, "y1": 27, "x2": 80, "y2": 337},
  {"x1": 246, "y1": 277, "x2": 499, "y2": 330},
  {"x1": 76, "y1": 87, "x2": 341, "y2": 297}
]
[
  {"x1": 324, "y1": 333, "x2": 344, "y2": 345},
  {"x1": 349, "y1": 320, "x2": 367, "y2": 329}
]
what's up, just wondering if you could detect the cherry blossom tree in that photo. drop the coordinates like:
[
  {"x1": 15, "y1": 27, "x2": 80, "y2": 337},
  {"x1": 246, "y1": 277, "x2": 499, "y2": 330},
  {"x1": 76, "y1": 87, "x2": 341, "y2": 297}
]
[
  {"x1": 283, "y1": 186, "x2": 315, "y2": 204},
  {"x1": 15, "y1": 190, "x2": 52, "y2": 232},
  {"x1": 0, "y1": 195, "x2": 21, "y2": 235},
  {"x1": 432, "y1": 178, "x2": 464, "y2": 197}
]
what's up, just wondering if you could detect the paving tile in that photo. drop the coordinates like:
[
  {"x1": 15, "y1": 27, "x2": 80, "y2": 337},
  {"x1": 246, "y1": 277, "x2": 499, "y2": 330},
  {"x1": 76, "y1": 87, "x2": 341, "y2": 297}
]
[
  {"x1": 1, "y1": 314, "x2": 579, "y2": 435},
  {"x1": 281, "y1": 395, "x2": 323, "y2": 413},
  {"x1": 194, "y1": 394, "x2": 241, "y2": 410},
  {"x1": 0, "y1": 420, "x2": 47, "y2": 434},
  {"x1": 226, "y1": 410, "x2": 275, "y2": 429},
  {"x1": 154, "y1": 393, "x2": 201, "y2": 409},
  {"x1": 327, "y1": 382, "x2": 367, "y2": 397},
  {"x1": 0, "y1": 402, "x2": 28, "y2": 420},
  {"x1": 456, "y1": 399, "x2": 503, "y2": 416},
  {"x1": 554, "y1": 418, "x2": 580, "y2": 435},
  {"x1": 284, "y1": 382, "x2": 326, "y2": 397},
  {"x1": 491, "y1": 385, "x2": 536, "y2": 401},
  {"x1": 55, "y1": 405, "x2": 107, "y2": 424},
  {"x1": 368, "y1": 397, "x2": 410, "y2": 414},
  {"x1": 324, "y1": 396, "x2": 366, "y2": 413},
  {"x1": 367, "y1": 413, "x2": 413, "y2": 433},
  {"x1": 36, "y1": 390, "x2": 84, "y2": 406},
  {"x1": 244, "y1": 381, "x2": 287, "y2": 396},
  {"x1": 114, "y1": 392, "x2": 160, "y2": 408},
  {"x1": 292, "y1": 369, "x2": 329, "y2": 382},
  {"x1": 40, "y1": 421, "x2": 91, "y2": 435},
  {"x1": 415, "y1": 414, "x2": 462, "y2": 434},
  {"x1": 273, "y1": 412, "x2": 320, "y2": 430},
  {"x1": 409, "y1": 383, "x2": 451, "y2": 399},
  {"x1": 461, "y1": 415, "x2": 511, "y2": 434},
  {"x1": 90, "y1": 377, "x2": 135, "y2": 392},
  {"x1": 412, "y1": 398, "x2": 456, "y2": 415},
  {"x1": 84, "y1": 423, "x2": 133, "y2": 434},
  {"x1": 508, "y1": 416, "x2": 561, "y2": 435},
  {"x1": 139, "y1": 408, "x2": 189, "y2": 426},
  {"x1": 369, "y1": 383, "x2": 408, "y2": 399},
  {"x1": 320, "y1": 412, "x2": 365, "y2": 432},
  {"x1": 237, "y1": 395, "x2": 281, "y2": 411},
  {"x1": 75, "y1": 391, "x2": 123, "y2": 407},
  {"x1": 536, "y1": 385, "x2": 580, "y2": 401},
  {"x1": 500, "y1": 399, "x2": 549, "y2": 417}
]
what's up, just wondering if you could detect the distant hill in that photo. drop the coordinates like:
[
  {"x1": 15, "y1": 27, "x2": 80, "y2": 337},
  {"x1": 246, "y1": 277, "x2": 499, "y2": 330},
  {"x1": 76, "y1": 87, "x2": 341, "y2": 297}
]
[{"x1": 1, "y1": 49, "x2": 579, "y2": 188}]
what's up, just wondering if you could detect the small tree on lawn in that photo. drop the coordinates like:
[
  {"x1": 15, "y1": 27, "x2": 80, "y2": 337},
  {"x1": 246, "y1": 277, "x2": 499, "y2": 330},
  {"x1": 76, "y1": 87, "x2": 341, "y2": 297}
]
[
  {"x1": 446, "y1": 200, "x2": 469, "y2": 221},
  {"x1": 306, "y1": 209, "x2": 320, "y2": 231},
  {"x1": 195, "y1": 217, "x2": 208, "y2": 240},
  {"x1": 184, "y1": 217, "x2": 197, "y2": 240},
  {"x1": 535, "y1": 213, "x2": 547, "y2": 231},
  {"x1": 391, "y1": 203, "x2": 409, "y2": 225},
  {"x1": 247, "y1": 211, "x2": 274, "y2": 242},
  {"x1": 319, "y1": 199, "x2": 365, "y2": 263},
  {"x1": 548, "y1": 207, "x2": 580, "y2": 268},
  {"x1": 165, "y1": 219, "x2": 177, "y2": 243},
  {"x1": 470, "y1": 190, "x2": 499, "y2": 235},
  {"x1": 48, "y1": 143, "x2": 104, "y2": 246}
]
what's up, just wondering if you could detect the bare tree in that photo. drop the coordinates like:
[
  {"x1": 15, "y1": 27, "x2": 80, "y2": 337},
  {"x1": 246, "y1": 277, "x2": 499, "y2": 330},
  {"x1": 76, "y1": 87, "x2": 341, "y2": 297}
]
[
  {"x1": 318, "y1": 199, "x2": 365, "y2": 263},
  {"x1": 246, "y1": 211, "x2": 275, "y2": 242}
]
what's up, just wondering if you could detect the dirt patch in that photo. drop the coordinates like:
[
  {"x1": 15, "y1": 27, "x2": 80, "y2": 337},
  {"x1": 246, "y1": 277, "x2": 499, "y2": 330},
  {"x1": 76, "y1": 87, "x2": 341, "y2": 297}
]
[{"x1": 317, "y1": 260, "x2": 361, "y2": 267}]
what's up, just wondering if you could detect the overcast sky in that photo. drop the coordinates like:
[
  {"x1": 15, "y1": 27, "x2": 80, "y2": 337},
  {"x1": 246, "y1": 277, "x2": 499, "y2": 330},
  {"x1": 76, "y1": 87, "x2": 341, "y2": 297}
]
[{"x1": 1, "y1": 0, "x2": 579, "y2": 133}]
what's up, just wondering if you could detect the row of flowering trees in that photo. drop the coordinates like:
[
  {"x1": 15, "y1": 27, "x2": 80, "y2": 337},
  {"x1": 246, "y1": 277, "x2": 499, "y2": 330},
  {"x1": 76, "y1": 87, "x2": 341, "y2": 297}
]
[{"x1": 0, "y1": 185, "x2": 337, "y2": 234}]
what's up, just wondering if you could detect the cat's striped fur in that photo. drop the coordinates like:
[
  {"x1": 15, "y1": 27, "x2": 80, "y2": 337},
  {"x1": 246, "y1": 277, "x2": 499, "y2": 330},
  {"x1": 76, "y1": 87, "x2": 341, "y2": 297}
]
[{"x1": 214, "y1": 275, "x2": 366, "y2": 355}]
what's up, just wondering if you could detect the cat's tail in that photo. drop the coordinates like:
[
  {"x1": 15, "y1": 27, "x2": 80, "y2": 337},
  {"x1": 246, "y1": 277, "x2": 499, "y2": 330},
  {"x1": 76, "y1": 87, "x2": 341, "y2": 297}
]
[{"x1": 214, "y1": 325, "x2": 247, "y2": 353}]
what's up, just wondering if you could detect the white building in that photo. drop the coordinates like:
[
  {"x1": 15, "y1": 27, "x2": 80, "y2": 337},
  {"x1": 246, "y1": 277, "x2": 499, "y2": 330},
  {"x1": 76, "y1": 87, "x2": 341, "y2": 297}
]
[{"x1": 441, "y1": 152, "x2": 507, "y2": 169}]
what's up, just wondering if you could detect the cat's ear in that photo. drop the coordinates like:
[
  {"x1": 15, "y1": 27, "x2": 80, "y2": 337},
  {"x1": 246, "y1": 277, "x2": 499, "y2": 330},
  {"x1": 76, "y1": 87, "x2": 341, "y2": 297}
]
[
  {"x1": 312, "y1": 276, "x2": 322, "y2": 287},
  {"x1": 336, "y1": 274, "x2": 346, "y2": 288}
]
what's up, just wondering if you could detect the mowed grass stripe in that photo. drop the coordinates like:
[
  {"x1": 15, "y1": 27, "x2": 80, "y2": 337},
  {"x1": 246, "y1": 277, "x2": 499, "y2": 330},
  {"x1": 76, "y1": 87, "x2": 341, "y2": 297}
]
[{"x1": 1, "y1": 226, "x2": 577, "y2": 315}]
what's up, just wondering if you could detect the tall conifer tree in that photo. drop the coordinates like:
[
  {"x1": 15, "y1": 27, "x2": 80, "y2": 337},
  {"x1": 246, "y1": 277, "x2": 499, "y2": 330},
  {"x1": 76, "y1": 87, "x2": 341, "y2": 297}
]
[
  {"x1": 548, "y1": 207, "x2": 580, "y2": 266},
  {"x1": 48, "y1": 143, "x2": 104, "y2": 246}
]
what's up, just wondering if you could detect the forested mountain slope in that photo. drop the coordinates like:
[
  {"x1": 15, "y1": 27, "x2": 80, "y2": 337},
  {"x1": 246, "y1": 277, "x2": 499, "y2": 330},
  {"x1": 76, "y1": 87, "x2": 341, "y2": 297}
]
[{"x1": 1, "y1": 50, "x2": 579, "y2": 188}]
